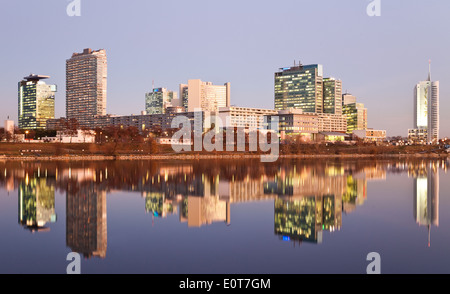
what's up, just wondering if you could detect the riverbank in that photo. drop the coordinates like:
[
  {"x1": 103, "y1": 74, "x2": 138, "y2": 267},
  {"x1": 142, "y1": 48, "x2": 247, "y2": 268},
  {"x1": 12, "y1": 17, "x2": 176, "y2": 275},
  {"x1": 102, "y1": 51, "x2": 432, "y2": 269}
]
[
  {"x1": 0, "y1": 153, "x2": 448, "y2": 161},
  {"x1": 0, "y1": 142, "x2": 448, "y2": 161}
]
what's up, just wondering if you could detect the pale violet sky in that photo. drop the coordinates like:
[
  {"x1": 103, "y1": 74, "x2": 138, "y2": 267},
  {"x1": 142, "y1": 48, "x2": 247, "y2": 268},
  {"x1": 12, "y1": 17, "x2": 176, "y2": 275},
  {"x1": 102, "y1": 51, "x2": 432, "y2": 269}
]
[{"x1": 0, "y1": 0, "x2": 448, "y2": 137}]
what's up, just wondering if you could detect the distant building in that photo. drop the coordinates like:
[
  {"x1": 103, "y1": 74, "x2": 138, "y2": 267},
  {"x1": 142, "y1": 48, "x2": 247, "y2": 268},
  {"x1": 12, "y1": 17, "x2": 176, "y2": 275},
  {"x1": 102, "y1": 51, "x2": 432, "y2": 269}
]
[
  {"x1": 275, "y1": 64, "x2": 324, "y2": 113},
  {"x1": 66, "y1": 48, "x2": 107, "y2": 128},
  {"x1": 42, "y1": 130, "x2": 96, "y2": 143},
  {"x1": 323, "y1": 78, "x2": 343, "y2": 115},
  {"x1": 94, "y1": 111, "x2": 206, "y2": 134},
  {"x1": 266, "y1": 109, "x2": 318, "y2": 141},
  {"x1": 342, "y1": 97, "x2": 367, "y2": 134},
  {"x1": 411, "y1": 63, "x2": 439, "y2": 143},
  {"x1": 218, "y1": 106, "x2": 278, "y2": 130},
  {"x1": 353, "y1": 129, "x2": 387, "y2": 142},
  {"x1": 408, "y1": 128, "x2": 427, "y2": 144},
  {"x1": 18, "y1": 74, "x2": 56, "y2": 130},
  {"x1": 4, "y1": 120, "x2": 14, "y2": 135},
  {"x1": 265, "y1": 109, "x2": 346, "y2": 141},
  {"x1": 181, "y1": 80, "x2": 230, "y2": 113},
  {"x1": 145, "y1": 88, "x2": 178, "y2": 115},
  {"x1": 317, "y1": 113, "x2": 347, "y2": 133}
]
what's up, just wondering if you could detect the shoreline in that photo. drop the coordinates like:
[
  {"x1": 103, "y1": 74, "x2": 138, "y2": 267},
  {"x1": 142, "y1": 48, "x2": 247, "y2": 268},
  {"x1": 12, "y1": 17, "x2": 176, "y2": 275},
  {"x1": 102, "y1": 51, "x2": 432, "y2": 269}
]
[{"x1": 0, "y1": 153, "x2": 448, "y2": 161}]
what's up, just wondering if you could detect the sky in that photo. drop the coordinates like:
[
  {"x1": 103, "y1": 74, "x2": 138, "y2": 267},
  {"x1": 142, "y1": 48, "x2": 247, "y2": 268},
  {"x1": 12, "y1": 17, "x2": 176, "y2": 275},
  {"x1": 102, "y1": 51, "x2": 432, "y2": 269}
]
[{"x1": 0, "y1": 0, "x2": 448, "y2": 137}]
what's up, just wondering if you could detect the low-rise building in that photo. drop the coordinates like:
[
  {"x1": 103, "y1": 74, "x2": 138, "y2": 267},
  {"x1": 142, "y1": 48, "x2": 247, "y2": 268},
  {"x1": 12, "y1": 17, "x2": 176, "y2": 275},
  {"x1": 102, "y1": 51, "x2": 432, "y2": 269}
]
[
  {"x1": 353, "y1": 129, "x2": 387, "y2": 142},
  {"x1": 408, "y1": 128, "x2": 428, "y2": 144},
  {"x1": 218, "y1": 107, "x2": 278, "y2": 130},
  {"x1": 42, "y1": 130, "x2": 95, "y2": 143}
]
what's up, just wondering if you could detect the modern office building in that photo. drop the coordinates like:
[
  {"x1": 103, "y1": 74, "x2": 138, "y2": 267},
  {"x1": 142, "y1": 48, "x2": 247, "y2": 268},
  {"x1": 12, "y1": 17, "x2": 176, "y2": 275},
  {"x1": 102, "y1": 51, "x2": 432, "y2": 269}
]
[
  {"x1": 411, "y1": 63, "x2": 440, "y2": 143},
  {"x1": 323, "y1": 78, "x2": 343, "y2": 115},
  {"x1": 145, "y1": 88, "x2": 178, "y2": 115},
  {"x1": 266, "y1": 109, "x2": 319, "y2": 141},
  {"x1": 275, "y1": 64, "x2": 324, "y2": 113},
  {"x1": 181, "y1": 80, "x2": 230, "y2": 113},
  {"x1": 265, "y1": 109, "x2": 347, "y2": 141},
  {"x1": 18, "y1": 74, "x2": 56, "y2": 130},
  {"x1": 66, "y1": 48, "x2": 107, "y2": 128},
  {"x1": 342, "y1": 98, "x2": 367, "y2": 134}
]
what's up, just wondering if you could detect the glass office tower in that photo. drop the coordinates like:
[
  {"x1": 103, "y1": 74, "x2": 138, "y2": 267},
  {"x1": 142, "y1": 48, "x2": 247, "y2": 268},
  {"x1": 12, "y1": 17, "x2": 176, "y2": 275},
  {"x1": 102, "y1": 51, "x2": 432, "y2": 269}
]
[
  {"x1": 275, "y1": 64, "x2": 324, "y2": 113},
  {"x1": 323, "y1": 78, "x2": 342, "y2": 115},
  {"x1": 18, "y1": 74, "x2": 56, "y2": 130},
  {"x1": 145, "y1": 88, "x2": 177, "y2": 114}
]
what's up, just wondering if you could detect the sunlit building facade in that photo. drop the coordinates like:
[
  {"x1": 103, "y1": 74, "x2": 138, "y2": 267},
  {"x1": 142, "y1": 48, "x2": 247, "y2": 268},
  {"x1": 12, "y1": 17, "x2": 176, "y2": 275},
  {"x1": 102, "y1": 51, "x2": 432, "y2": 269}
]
[
  {"x1": 145, "y1": 88, "x2": 178, "y2": 115},
  {"x1": 182, "y1": 80, "x2": 230, "y2": 113},
  {"x1": 342, "y1": 101, "x2": 367, "y2": 134},
  {"x1": 275, "y1": 64, "x2": 324, "y2": 113},
  {"x1": 411, "y1": 65, "x2": 440, "y2": 144},
  {"x1": 66, "y1": 48, "x2": 107, "y2": 128},
  {"x1": 323, "y1": 78, "x2": 342, "y2": 115},
  {"x1": 18, "y1": 74, "x2": 56, "y2": 130}
]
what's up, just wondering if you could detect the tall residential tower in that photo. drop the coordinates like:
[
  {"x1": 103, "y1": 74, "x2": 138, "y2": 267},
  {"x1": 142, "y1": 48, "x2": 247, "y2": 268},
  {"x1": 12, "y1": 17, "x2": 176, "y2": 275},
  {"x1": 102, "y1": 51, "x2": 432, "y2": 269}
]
[{"x1": 66, "y1": 48, "x2": 107, "y2": 128}]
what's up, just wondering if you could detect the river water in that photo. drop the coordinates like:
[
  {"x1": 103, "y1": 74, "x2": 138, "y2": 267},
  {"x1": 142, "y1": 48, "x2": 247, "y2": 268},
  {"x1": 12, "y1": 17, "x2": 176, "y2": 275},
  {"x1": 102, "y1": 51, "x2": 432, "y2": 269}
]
[{"x1": 0, "y1": 158, "x2": 449, "y2": 274}]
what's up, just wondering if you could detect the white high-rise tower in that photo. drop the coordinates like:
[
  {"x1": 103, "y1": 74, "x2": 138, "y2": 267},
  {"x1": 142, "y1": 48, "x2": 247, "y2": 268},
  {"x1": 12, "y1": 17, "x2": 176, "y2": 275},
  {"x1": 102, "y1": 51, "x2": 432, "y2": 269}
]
[{"x1": 412, "y1": 61, "x2": 439, "y2": 143}]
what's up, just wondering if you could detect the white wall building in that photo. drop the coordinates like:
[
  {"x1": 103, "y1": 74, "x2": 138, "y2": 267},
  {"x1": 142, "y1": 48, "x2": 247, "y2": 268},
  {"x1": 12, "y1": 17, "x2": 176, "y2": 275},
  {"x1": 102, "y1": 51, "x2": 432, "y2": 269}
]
[
  {"x1": 182, "y1": 80, "x2": 231, "y2": 113},
  {"x1": 413, "y1": 63, "x2": 440, "y2": 143},
  {"x1": 43, "y1": 130, "x2": 95, "y2": 143},
  {"x1": 218, "y1": 107, "x2": 278, "y2": 130}
]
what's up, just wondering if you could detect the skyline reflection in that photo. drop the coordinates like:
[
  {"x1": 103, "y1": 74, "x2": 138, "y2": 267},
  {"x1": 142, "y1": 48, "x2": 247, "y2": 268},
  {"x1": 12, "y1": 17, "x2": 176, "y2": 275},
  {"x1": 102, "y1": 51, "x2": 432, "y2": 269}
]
[{"x1": 0, "y1": 158, "x2": 448, "y2": 259}]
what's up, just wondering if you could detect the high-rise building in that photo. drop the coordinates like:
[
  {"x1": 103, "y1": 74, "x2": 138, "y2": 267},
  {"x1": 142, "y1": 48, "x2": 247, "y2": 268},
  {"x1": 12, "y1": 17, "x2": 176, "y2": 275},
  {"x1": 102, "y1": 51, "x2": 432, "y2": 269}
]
[
  {"x1": 145, "y1": 88, "x2": 178, "y2": 114},
  {"x1": 66, "y1": 48, "x2": 107, "y2": 128},
  {"x1": 411, "y1": 63, "x2": 440, "y2": 143},
  {"x1": 342, "y1": 94, "x2": 367, "y2": 134},
  {"x1": 323, "y1": 78, "x2": 343, "y2": 115},
  {"x1": 18, "y1": 74, "x2": 56, "y2": 130},
  {"x1": 274, "y1": 64, "x2": 324, "y2": 113},
  {"x1": 181, "y1": 80, "x2": 230, "y2": 113}
]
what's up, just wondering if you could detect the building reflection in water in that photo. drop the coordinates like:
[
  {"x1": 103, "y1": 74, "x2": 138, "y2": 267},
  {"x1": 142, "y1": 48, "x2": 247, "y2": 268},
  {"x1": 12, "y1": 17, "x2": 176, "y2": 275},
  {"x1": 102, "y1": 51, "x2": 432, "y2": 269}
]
[
  {"x1": 65, "y1": 168, "x2": 108, "y2": 259},
  {"x1": 0, "y1": 158, "x2": 446, "y2": 253},
  {"x1": 18, "y1": 176, "x2": 56, "y2": 233},
  {"x1": 412, "y1": 162, "x2": 440, "y2": 247}
]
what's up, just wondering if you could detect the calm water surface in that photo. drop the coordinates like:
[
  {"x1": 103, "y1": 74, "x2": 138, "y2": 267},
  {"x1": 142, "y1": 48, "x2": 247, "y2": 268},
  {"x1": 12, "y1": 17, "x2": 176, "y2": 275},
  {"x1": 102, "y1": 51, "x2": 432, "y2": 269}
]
[{"x1": 0, "y1": 158, "x2": 449, "y2": 274}]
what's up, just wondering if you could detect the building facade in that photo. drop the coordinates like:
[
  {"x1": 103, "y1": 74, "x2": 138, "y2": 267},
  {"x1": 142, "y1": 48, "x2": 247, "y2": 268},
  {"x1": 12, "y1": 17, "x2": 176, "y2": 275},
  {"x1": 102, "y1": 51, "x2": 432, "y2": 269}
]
[
  {"x1": 94, "y1": 111, "x2": 206, "y2": 134},
  {"x1": 66, "y1": 48, "x2": 107, "y2": 128},
  {"x1": 342, "y1": 101, "x2": 367, "y2": 134},
  {"x1": 412, "y1": 65, "x2": 440, "y2": 143},
  {"x1": 181, "y1": 80, "x2": 230, "y2": 113},
  {"x1": 323, "y1": 78, "x2": 343, "y2": 115},
  {"x1": 218, "y1": 107, "x2": 278, "y2": 130},
  {"x1": 18, "y1": 74, "x2": 56, "y2": 130},
  {"x1": 145, "y1": 88, "x2": 178, "y2": 115},
  {"x1": 275, "y1": 64, "x2": 324, "y2": 113}
]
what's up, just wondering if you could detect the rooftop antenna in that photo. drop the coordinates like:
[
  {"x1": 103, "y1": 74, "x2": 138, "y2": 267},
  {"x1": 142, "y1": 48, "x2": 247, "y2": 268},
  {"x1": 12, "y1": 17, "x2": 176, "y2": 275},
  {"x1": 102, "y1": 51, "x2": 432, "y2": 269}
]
[
  {"x1": 152, "y1": 80, "x2": 154, "y2": 91},
  {"x1": 428, "y1": 59, "x2": 432, "y2": 81}
]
